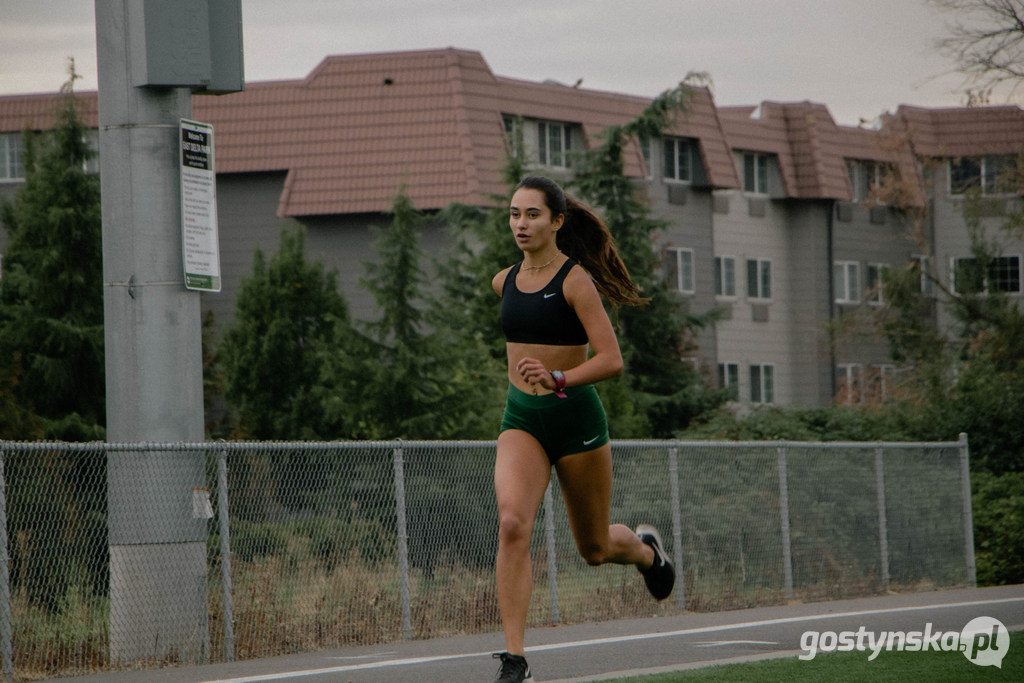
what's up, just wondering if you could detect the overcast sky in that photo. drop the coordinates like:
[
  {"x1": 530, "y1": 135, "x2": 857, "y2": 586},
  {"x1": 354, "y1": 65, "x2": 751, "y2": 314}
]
[{"x1": 0, "y1": 0, "x2": 1003, "y2": 126}]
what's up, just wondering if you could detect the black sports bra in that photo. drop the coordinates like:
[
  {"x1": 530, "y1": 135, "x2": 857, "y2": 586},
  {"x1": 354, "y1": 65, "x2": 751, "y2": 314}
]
[{"x1": 500, "y1": 259, "x2": 589, "y2": 346}]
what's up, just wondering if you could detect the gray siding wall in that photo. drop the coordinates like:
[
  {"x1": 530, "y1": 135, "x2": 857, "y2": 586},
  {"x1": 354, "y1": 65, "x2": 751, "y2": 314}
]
[
  {"x1": 712, "y1": 188, "x2": 798, "y2": 407},
  {"x1": 782, "y1": 201, "x2": 833, "y2": 407},
  {"x1": 645, "y1": 175, "x2": 718, "y2": 377},
  {"x1": 830, "y1": 202, "x2": 921, "y2": 374},
  {"x1": 209, "y1": 172, "x2": 460, "y2": 335}
]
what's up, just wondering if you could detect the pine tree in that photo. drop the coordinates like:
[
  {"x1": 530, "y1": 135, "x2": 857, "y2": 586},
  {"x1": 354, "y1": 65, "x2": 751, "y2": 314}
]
[
  {"x1": 218, "y1": 226, "x2": 354, "y2": 439},
  {"x1": 348, "y1": 188, "x2": 503, "y2": 439},
  {"x1": 570, "y1": 81, "x2": 728, "y2": 436},
  {"x1": 0, "y1": 68, "x2": 104, "y2": 439}
]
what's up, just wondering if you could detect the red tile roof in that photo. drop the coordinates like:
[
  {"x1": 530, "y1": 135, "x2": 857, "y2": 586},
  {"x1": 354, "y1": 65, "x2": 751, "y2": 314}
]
[
  {"x1": 891, "y1": 104, "x2": 1024, "y2": 159},
  {"x1": 0, "y1": 49, "x2": 736, "y2": 215},
  {"x1": 719, "y1": 101, "x2": 925, "y2": 203},
  {"x1": 2, "y1": 48, "x2": 1021, "y2": 215}
]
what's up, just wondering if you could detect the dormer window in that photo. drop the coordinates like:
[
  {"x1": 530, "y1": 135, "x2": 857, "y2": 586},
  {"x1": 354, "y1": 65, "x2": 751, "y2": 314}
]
[
  {"x1": 663, "y1": 137, "x2": 697, "y2": 182},
  {"x1": 538, "y1": 120, "x2": 572, "y2": 168},
  {"x1": 742, "y1": 152, "x2": 769, "y2": 194}
]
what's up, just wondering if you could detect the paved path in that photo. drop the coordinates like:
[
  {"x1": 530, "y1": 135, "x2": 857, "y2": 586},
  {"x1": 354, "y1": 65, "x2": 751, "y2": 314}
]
[{"x1": 62, "y1": 584, "x2": 1023, "y2": 682}]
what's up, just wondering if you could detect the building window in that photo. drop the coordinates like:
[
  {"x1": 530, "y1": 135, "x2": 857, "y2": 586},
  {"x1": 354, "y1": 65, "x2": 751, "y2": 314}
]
[
  {"x1": 836, "y1": 364, "x2": 862, "y2": 405},
  {"x1": 1, "y1": 133, "x2": 24, "y2": 181},
  {"x1": 665, "y1": 247, "x2": 695, "y2": 294},
  {"x1": 503, "y1": 115, "x2": 523, "y2": 158},
  {"x1": 664, "y1": 137, "x2": 696, "y2": 182},
  {"x1": 847, "y1": 159, "x2": 888, "y2": 202},
  {"x1": 538, "y1": 120, "x2": 572, "y2": 168},
  {"x1": 742, "y1": 152, "x2": 769, "y2": 194},
  {"x1": 718, "y1": 362, "x2": 739, "y2": 400},
  {"x1": 714, "y1": 256, "x2": 736, "y2": 297},
  {"x1": 989, "y1": 255, "x2": 1022, "y2": 292},
  {"x1": 746, "y1": 258, "x2": 772, "y2": 300},
  {"x1": 911, "y1": 255, "x2": 934, "y2": 296},
  {"x1": 952, "y1": 255, "x2": 1022, "y2": 294},
  {"x1": 750, "y1": 364, "x2": 774, "y2": 404},
  {"x1": 866, "y1": 263, "x2": 887, "y2": 305},
  {"x1": 869, "y1": 364, "x2": 896, "y2": 402},
  {"x1": 834, "y1": 261, "x2": 860, "y2": 304},
  {"x1": 949, "y1": 155, "x2": 1018, "y2": 196}
]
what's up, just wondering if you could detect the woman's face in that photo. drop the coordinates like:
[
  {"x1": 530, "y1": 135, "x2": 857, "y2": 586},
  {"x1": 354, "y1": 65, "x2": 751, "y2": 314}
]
[{"x1": 509, "y1": 187, "x2": 563, "y2": 252}]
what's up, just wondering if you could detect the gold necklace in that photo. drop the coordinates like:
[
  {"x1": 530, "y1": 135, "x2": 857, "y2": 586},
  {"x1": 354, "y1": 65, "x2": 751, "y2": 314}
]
[{"x1": 521, "y1": 253, "x2": 560, "y2": 271}]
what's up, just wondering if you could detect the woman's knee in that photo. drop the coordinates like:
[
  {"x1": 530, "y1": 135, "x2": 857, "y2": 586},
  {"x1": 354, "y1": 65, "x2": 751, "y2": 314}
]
[
  {"x1": 497, "y1": 511, "x2": 534, "y2": 547},
  {"x1": 577, "y1": 541, "x2": 609, "y2": 566}
]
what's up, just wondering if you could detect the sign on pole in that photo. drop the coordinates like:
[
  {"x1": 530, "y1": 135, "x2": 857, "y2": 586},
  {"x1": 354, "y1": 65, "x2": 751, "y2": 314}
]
[{"x1": 180, "y1": 119, "x2": 222, "y2": 292}]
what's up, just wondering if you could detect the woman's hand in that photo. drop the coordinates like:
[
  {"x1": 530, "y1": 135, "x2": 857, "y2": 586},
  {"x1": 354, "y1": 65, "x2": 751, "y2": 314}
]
[{"x1": 515, "y1": 357, "x2": 555, "y2": 391}]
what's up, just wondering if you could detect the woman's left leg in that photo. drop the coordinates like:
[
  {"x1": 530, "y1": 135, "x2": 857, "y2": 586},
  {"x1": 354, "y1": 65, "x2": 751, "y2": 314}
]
[{"x1": 554, "y1": 443, "x2": 653, "y2": 569}]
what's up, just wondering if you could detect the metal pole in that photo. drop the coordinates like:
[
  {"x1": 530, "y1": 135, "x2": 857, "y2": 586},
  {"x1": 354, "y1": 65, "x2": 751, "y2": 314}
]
[
  {"x1": 96, "y1": 0, "x2": 209, "y2": 664},
  {"x1": 668, "y1": 446, "x2": 685, "y2": 610},
  {"x1": 777, "y1": 447, "x2": 794, "y2": 600},
  {"x1": 958, "y1": 433, "x2": 976, "y2": 586},
  {"x1": 0, "y1": 452, "x2": 12, "y2": 681},
  {"x1": 392, "y1": 446, "x2": 412, "y2": 639},
  {"x1": 543, "y1": 485, "x2": 561, "y2": 624},
  {"x1": 217, "y1": 450, "x2": 235, "y2": 661},
  {"x1": 874, "y1": 446, "x2": 890, "y2": 592}
]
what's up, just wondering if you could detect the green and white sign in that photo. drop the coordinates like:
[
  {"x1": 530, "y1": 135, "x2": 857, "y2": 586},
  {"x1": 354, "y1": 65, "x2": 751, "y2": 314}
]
[{"x1": 180, "y1": 119, "x2": 222, "y2": 292}]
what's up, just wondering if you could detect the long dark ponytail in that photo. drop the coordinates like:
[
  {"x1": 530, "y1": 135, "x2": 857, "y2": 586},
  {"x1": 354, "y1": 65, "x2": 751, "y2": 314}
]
[{"x1": 513, "y1": 176, "x2": 646, "y2": 307}]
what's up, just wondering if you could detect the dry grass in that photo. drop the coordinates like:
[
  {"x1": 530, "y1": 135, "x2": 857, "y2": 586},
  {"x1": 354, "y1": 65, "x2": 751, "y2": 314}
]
[{"x1": 10, "y1": 550, "x2": 964, "y2": 681}]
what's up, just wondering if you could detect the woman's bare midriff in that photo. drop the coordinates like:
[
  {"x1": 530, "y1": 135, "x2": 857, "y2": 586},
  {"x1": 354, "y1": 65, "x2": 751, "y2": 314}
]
[{"x1": 506, "y1": 341, "x2": 589, "y2": 395}]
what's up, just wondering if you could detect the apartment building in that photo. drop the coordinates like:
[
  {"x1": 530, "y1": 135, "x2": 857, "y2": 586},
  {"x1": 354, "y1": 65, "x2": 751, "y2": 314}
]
[{"x1": 1, "y1": 48, "x2": 1022, "y2": 410}]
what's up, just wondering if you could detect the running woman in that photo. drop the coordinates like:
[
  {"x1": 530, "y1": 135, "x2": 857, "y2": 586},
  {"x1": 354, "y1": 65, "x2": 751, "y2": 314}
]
[{"x1": 489, "y1": 176, "x2": 675, "y2": 683}]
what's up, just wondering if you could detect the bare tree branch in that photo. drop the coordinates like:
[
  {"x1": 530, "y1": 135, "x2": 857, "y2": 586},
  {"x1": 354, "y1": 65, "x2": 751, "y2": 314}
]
[{"x1": 929, "y1": 0, "x2": 1024, "y2": 100}]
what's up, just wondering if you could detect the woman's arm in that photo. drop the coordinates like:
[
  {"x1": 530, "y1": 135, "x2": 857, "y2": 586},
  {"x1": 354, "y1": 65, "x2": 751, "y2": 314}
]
[
  {"x1": 557, "y1": 265, "x2": 623, "y2": 387},
  {"x1": 492, "y1": 267, "x2": 512, "y2": 297}
]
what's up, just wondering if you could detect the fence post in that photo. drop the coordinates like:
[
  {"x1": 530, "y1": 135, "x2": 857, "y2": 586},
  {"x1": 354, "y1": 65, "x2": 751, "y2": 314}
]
[
  {"x1": 216, "y1": 450, "x2": 235, "y2": 662},
  {"x1": 0, "y1": 452, "x2": 12, "y2": 682},
  {"x1": 668, "y1": 446, "x2": 685, "y2": 610},
  {"x1": 958, "y1": 433, "x2": 976, "y2": 587},
  {"x1": 543, "y1": 485, "x2": 561, "y2": 624},
  {"x1": 874, "y1": 446, "x2": 890, "y2": 592},
  {"x1": 776, "y1": 446, "x2": 794, "y2": 600},
  {"x1": 392, "y1": 445, "x2": 413, "y2": 639}
]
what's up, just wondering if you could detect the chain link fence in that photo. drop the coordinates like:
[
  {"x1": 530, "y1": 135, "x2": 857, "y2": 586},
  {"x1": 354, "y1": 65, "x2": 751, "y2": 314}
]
[{"x1": 0, "y1": 436, "x2": 973, "y2": 680}]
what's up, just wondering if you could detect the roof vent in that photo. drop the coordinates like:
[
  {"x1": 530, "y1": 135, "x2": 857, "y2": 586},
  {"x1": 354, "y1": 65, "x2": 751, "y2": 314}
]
[{"x1": 384, "y1": 78, "x2": 394, "y2": 86}]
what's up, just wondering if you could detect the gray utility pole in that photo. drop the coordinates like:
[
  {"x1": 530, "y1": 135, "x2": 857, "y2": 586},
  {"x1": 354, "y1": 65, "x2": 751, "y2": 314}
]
[{"x1": 94, "y1": 0, "x2": 242, "y2": 665}]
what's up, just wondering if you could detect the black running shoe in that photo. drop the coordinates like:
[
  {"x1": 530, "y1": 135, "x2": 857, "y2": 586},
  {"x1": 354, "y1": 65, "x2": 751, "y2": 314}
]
[
  {"x1": 636, "y1": 524, "x2": 675, "y2": 600},
  {"x1": 492, "y1": 651, "x2": 533, "y2": 682}
]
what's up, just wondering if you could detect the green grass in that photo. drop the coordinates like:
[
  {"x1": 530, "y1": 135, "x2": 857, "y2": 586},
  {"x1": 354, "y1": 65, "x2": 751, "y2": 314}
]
[{"x1": 610, "y1": 630, "x2": 1023, "y2": 682}]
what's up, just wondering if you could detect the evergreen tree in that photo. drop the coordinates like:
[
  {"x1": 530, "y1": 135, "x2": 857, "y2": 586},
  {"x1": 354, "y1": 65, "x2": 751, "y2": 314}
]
[
  {"x1": 0, "y1": 65, "x2": 107, "y2": 612},
  {"x1": 0, "y1": 71, "x2": 104, "y2": 439},
  {"x1": 877, "y1": 186, "x2": 1024, "y2": 475},
  {"x1": 342, "y1": 188, "x2": 502, "y2": 439},
  {"x1": 218, "y1": 226, "x2": 354, "y2": 439},
  {"x1": 570, "y1": 81, "x2": 729, "y2": 436}
]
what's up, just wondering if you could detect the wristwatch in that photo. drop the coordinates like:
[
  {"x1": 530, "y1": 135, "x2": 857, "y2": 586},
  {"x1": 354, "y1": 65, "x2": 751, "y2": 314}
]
[{"x1": 550, "y1": 370, "x2": 567, "y2": 398}]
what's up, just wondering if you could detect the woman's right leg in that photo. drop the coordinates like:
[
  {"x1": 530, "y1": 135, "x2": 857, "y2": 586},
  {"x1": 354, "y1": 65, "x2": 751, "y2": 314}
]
[{"x1": 495, "y1": 429, "x2": 551, "y2": 656}]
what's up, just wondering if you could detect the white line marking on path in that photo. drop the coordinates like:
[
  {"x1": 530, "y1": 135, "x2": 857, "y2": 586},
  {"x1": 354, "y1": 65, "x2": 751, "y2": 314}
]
[
  {"x1": 201, "y1": 596, "x2": 1024, "y2": 682},
  {"x1": 694, "y1": 640, "x2": 779, "y2": 648}
]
